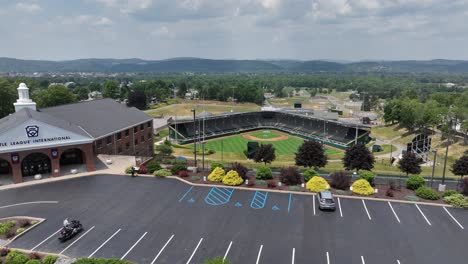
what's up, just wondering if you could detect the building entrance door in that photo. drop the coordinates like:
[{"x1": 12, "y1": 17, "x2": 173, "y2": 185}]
[{"x1": 21, "y1": 153, "x2": 51, "y2": 176}]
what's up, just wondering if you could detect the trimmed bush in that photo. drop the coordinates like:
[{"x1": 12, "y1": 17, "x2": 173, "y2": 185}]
[
  {"x1": 330, "y1": 171, "x2": 351, "y2": 190},
  {"x1": 406, "y1": 175, "x2": 425, "y2": 190},
  {"x1": 203, "y1": 256, "x2": 230, "y2": 264},
  {"x1": 230, "y1": 162, "x2": 248, "y2": 180},
  {"x1": 153, "y1": 169, "x2": 172, "y2": 177},
  {"x1": 178, "y1": 170, "x2": 189, "y2": 178},
  {"x1": 306, "y1": 176, "x2": 329, "y2": 192},
  {"x1": 280, "y1": 167, "x2": 302, "y2": 186},
  {"x1": 267, "y1": 180, "x2": 277, "y2": 188},
  {"x1": 335, "y1": 189, "x2": 346, "y2": 195},
  {"x1": 191, "y1": 175, "x2": 200, "y2": 181},
  {"x1": 146, "y1": 161, "x2": 161, "y2": 174},
  {"x1": 415, "y1": 187, "x2": 439, "y2": 200},
  {"x1": 6, "y1": 250, "x2": 28, "y2": 264},
  {"x1": 124, "y1": 166, "x2": 133, "y2": 174},
  {"x1": 358, "y1": 171, "x2": 375, "y2": 186},
  {"x1": 404, "y1": 195, "x2": 419, "y2": 201},
  {"x1": 351, "y1": 179, "x2": 375, "y2": 196},
  {"x1": 16, "y1": 228, "x2": 25, "y2": 234},
  {"x1": 0, "y1": 221, "x2": 15, "y2": 235},
  {"x1": 136, "y1": 164, "x2": 147, "y2": 174},
  {"x1": 222, "y1": 170, "x2": 243, "y2": 186},
  {"x1": 303, "y1": 169, "x2": 319, "y2": 182},
  {"x1": 170, "y1": 162, "x2": 187, "y2": 175},
  {"x1": 256, "y1": 166, "x2": 272, "y2": 180},
  {"x1": 210, "y1": 162, "x2": 224, "y2": 171},
  {"x1": 42, "y1": 255, "x2": 58, "y2": 264},
  {"x1": 208, "y1": 167, "x2": 225, "y2": 182},
  {"x1": 444, "y1": 194, "x2": 468, "y2": 208},
  {"x1": 256, "y1": 180, "x2": 266, "y2": 186},
  {"x1": 25, "y1": 260, "x2": 41, "y2": 264},
  {"x1": 442, "y1": 189, "x2": 458, "y2": 197}
]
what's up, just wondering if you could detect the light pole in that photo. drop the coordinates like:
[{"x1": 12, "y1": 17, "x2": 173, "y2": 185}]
[
  {"x1": 191, "y1": 109, "x2": 197, "y2": 168},
  {"x1": 430, "y1": 149, "x2": 437, "y2": 188}
]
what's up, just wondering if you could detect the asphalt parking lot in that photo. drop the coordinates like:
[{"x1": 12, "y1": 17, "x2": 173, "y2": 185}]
[{"x1": 1, "y1": 174, "x2": 467, "y2": 264}]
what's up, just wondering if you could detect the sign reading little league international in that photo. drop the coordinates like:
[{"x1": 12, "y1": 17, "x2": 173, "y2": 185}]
[{"x1": 0, "y1": 120, "x2": 93, "y2": 153}]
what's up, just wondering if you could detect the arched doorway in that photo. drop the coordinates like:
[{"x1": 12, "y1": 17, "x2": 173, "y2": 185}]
[
  {"x1": 0, "y1": 158, "x2": 11, "y2": 175},
  {"x1": 60, "y1": 148, "x2": 84, "y2": 166},
  {"x1": 21, "y1": 153, "x2": 51, "y2": 177}
]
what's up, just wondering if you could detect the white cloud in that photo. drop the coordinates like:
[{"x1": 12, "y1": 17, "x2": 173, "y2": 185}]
[
  {"x1": 150, "y1": 26, "x2": 170, "y2": 36},
  {"x1": 15, "y1": 2, "x2": 41, "y2": 13},
  {"x1": 60, "y1": 15, "x2": 113, "y2": 27}
]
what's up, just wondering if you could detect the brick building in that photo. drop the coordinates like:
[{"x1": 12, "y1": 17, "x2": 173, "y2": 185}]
[{"x1": 0, "y1": 83, "x2": 153, "y2": 184}]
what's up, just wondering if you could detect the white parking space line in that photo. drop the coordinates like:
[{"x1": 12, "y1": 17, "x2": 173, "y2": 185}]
[
  {"x1": 415, "y1": 204, "x2": 431, "y2": 226},
  {"x1": 291, "y1": 248, "x2": 295, "y2": 264},
  {"x1": 337, "y1": 198, "x2": 343, "y2": 217},
  {"x1": 397, "y1": 260, "x2": 401, "y2": 264},
  {"x1": 120, "y1": 232, "x2": 148, "y2": 260},
  {"x1": 361, "y1": 256, "x2": 366, "y2": 264},
  {"x1": 89, "y1": 228, "x2": 122, "y2": 258},
  {"x1": 313, "y1": 196, "x2": 316, "y2": 215},
  {"x1": 59, "y1": 226, "x2": 95, "y2": 255},
  {"x1": 326, "y1": 252, "x2": 330, "y2": 264},
  {"x1": 388, "y1": 202, "x2": 401, "y2": 223},
  {"x1": 0, "y1": 201, "x2": 59, "y2": 209},
  {"x1": 443, "y1": 207, "x2": 464, "y2": 230},
  {"x1": 151, "y1": 234, "x2": 174, "y2": 264},
  {"x1": 30, "y1": 228, "x2": 62, "y2": 251},
  {"x1": 256, "y1": 245, "x2": 263, "y2": 264},
  {"x1": 362, "y1": 200, "x2": 372, "y2": 220},
  {"x1": 223, "y1": 241, "x2": 233, "y2": 262},
  {"x1": 186, "y1": 238, "x2": 203, "y2": 264}
]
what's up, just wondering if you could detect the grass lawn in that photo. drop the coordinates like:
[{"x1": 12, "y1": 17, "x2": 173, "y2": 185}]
[
  {"x1": 372, "y1": 144, "x2": 396, "y2": 156},
  {"x1": 249, "y1": 130, "x2": 283, "y2": 139},
  {"x1": 154, "y1": 128, "x2": 169, "y2": 141}
]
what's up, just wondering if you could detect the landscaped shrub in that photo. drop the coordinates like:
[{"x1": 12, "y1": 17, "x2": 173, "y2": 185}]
[
  {"x1": 208, "y1": 167, "x2": 225, "y2": 182},
  {"x1": 25, "y1": 260, "x2": 41, "y2": 264},
  {"x1": 255, "y1": 166, "x2": 272, "y2": 180},
  {"x1": 16, "y1": 228, "x2": 25, "y2": 234},
  {"x1": 191, "y1": 175, "x2": 200, "y2": 181},
  {"x1": 444, "y1": 194, "x2": 468, "y2": 208},
  {"x1": 406, "y1": 175, "x2": 425, "y2": 190},
  {"x1": 267, "y1": 180, "x2": 277, "y2": 188},
  {"x1": 203, "y1": 256, "x2": 230, "y2": 264},
  {"x1": 335, "y1": 189, "x2": 346, "y2": 195},
  {"x1": 289, "y1": 186, "x2": 301, "y2": 191},
  {"x1": 6, "y1": 250, "x2": 28, "y2": 264},
  {"x1": 386, "y1": 188, "x2": 394, "y2": 197},
  {"x1": 358, "y1": 171, "x2": 375, "y2": 186},
  {"x1": 280, "y1": 167, "x2": 302, "y2": 185},
  {"x1": 17, "y1": 219, "x2": 31, "y2": 228},
  {"x1": 306, "y1": 176, "x2": 329, "y2": 192},
  {"x1": 210, "y1": 161, "x2": 224, "y2": 171},
  {"x1": 124, "y1": 166, "x2": 133, "y2": 174},
  {"x1": 442, "y1": 189, "x2": 458, "y2": 197},
  {"x1": 256, "y1": 180, "x2": 266, "y2": 186},
  {"x1": 230, "y1": 162, "x2": 248, "y2": 180},
  {"x1": 178, "y1": 170, "x2": 189, "y2": 178},
  {"x1": 415, "y1": 187, "x2": 439, "y2": 200},
  {"x1": 0, "y1": 221, "x2": 15, "y2": 235},
  {"x1": 303, "y1": 169, "x2": 319, "y2": 182},
  {"x1": 42, "y1": 255, "x2": 58, "y2": 264},
  {"x1": 0, "y1": 247, "x2": 10, "y2": 257},
  {"x1": 153, "y1": 169, "x2": 172, "y2": 177},
  {"x1": 170, "y1": 162, "x2": 187, "y2": 175},
  {"x1": 136, "y1": 164, "x2": 147, "y2": 174},
  {"x1": 5, "y1": 229, "x2": 16, "y2": 239},
  {"x1": 404, "y1": 195, "x2": 419, "y2": 201},
  {"x1": 351, "y1": 179, "x2": 375, "y2": 196},
  {"x1": 146, "y1": 161, "x2": 161, "y2": 174},
  {"x1": 72, "y1": 258, "x2": 133, "y2": 264},
  {"x1": 222, "y1": 170, "x2": 244, "y2": 186},
  {"x1": 330, "y1": 171, "x2": 351, "y2": 190}
]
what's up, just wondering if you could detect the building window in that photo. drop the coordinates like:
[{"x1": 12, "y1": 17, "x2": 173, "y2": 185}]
[
  {"x1": 106, "y1": 136, "x2": 112, "y2": 144},
  {"x1": 126, "y1": 142, "x2": 130, "y2": 150},
  {"x1": 140, "y1": 124, "x2": 144, "y2": 130},
  {"x1": 141, "y1": 135, "x2": 144, "y2": 142},
  {"x1": 117, "y1": 132, "x2": 122, "y2": 140},
  {"x1": 125, "y1": 130, "x2": 129, "y2": 137},
  {"x1": 134, "y1": 126, "x2": 138, "y2": 133},
  {"x1": 147, "y1": 121, "x2": 152, "y2": 128},
  {"x1": 134, "y1": 139, "x2": 138, "y2": 145}
]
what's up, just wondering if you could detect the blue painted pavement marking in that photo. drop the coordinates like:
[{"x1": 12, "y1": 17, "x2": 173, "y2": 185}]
[
  {"x1": 272, "y1": 205, "x2": 280, "y2": 211},
  {"x1": 235, "y1": 202, "x2": 242, "y2": 207},
  {"x1": 204, "y1": 187, "x2": 235, "y2": 206},
  {"x1": 288, "y1": 193, "x2": 292, "y2": 213},
  {"x1": 188, "y1": 198, "x2": 195, "y2": 203},
  {"x1": 178, "y1": 186, "x2": 194, "y2": 202},
  {"x1": 250, "y1": 191, "x2": 269, "y2": 209}
]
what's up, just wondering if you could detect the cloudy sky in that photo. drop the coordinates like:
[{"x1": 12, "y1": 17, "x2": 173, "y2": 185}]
[{"x1": 1, "y1": 0, "x2": 468, "y2": 61}]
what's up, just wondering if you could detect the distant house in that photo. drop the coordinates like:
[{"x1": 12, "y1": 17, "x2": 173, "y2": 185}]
[
  {"x1": 445, "y1": 82, "x2": 456, "y2": 87},
  {"x1": 88, "y1": 91, "x2": 103, "y2": 100}
]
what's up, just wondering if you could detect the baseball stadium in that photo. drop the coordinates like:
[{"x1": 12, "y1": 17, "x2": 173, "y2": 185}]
[{"x1": 167, "y1": 111, "x2": 370, "y2": 161}]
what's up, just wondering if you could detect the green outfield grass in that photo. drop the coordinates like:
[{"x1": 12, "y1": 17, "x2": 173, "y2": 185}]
[
  {"x1": 180, "y1": 132, "x2": 344, "y2": 160},
  {"x1": 249, "y1": 130, "x2": 283, "y2": 139}
]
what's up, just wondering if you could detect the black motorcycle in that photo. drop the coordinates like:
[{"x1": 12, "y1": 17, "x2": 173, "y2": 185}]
[{"x1": 58, "y1": 220, "x2": 83, "y2": 242}]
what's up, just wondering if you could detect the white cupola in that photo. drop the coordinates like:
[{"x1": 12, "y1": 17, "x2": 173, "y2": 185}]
[{"x1": 14, "y1": 83, "x2": 37, "y2": 112}]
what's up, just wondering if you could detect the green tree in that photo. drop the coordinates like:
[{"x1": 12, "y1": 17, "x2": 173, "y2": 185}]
[
  {"x1": 34, "y1": 85, "x2": 77, "y2": 108},
  {"x1": 127, "y1": 91, "x2": 147, "y2": 110},
  {"x1": 102, "y1": 80, "x2": 120, "y2": 99},
  {"x1": 451, "y1": 155, "x2": 468, "y2": 188},
  {"x1": 295, "y1": 140, "x2": 328, "y2": 169},
  {"x1": 0, "y1": 79, "x2": 16, "y2": 118},
  {"x1": 398, "y1": 152, "x2": 422, "y2": 176},
  {"x1": 89, "y1": 82, "x2": 102, "y2": 92},
  {"x1": 342, "y1": 144, "x2": 375, "y2": 172},
  {"x1": 156, "y1": 141, "x2": 173, "y2": 157},
  {"x1": 75, "y1": 87, "x2": 90, "y2": 101},
  {"x1": 253, "y1": 144, "x2": 276, "y2": 165}
]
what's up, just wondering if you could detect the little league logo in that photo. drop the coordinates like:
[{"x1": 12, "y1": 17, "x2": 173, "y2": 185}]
[{"x1": 25, "y1": 125, "x2": 39, "y2": 138}]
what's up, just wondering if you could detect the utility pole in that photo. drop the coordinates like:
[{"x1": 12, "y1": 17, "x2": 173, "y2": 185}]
[
  {"x1": 430, "y1": 149, "x2": 437, "y2": 188},
  {"x1": 191, "y1": 109, "x2": 197, "y2": 168}
]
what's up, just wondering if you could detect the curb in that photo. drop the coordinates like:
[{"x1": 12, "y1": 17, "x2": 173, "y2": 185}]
[{"x1": 0, "y1": 216, "x2": 45, "y2": 247}]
